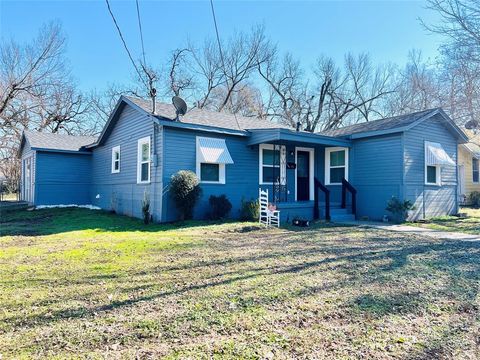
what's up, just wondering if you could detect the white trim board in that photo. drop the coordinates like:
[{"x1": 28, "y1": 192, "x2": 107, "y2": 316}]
[
  {"x1": 137, "y1": 136, "x2": 151, "y2": 184},
  {"x1": 325, "y1": 147, "x2": 349, "y2": 185},
  {"x1": 295, "y1": 147, "x2": 315, "y2": 201},
  {"x1": 111, "y1": 145, "x2": 120, "y2": 174},
  {"x1": 259, "y1": 143, "x2": 286, "y2": 185}
]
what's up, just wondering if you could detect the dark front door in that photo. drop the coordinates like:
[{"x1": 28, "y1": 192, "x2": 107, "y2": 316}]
[{"x1": 297, "y1": 150, "x2": 310, "y2": 201}]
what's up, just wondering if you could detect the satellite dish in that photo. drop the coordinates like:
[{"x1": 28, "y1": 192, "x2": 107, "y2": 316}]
[
  {"x1": 465, "y1": 119, "x2": 479, "y2": 130},
  {"x1": 172, "y1": 96, "x2": 187, "y2": 120}
]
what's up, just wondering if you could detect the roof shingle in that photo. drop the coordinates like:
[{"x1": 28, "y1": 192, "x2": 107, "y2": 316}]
[
  {"x1": 319, "y1": 109, "x2": 439, "y2": 138},
  {"x1": 125, "y1": 96, "x2": 291, "y2": 131},
  {"x1": 23, "y1": 130, "x2": 97, "y2": 152}
]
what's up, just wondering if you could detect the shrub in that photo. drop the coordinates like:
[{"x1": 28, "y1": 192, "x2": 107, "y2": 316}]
[
  {"x1": 239, "y1": 197, "x2": 259, "y2": 221},
  {"x1": 386, "y1": 196, "x2": 415, "y2": 223},
  {"x1": 142, "y1": 189, "x2": 151, "y2": 224},
  {"x1": 208, "y1": 194, "x2": 232, "y2": 220},
  {"x1": 469, "y1": 191, "x2": 480, "y2": 207},
  {"x1": 170, "y1": 170, "x2": 202, "y2": 220}
]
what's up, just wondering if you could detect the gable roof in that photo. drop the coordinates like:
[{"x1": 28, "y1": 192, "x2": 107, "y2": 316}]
[
  {"x1": 319, "y1": 108, "x2": 468, "y2": 142},
  {"x1": 320, "y1": 109, "x2": 438, "y2": 137},
  {"x1": 21, "y1": 130, "x2": 97, "y2": 153},
  {"x1": 125, "y1": 96, "x2": 290, "y2": 131}
]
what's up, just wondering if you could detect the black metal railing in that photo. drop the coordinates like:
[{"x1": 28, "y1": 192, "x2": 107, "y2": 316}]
[
  {"x1": 314, "y1": 177, "x2": 330, "y2": 221},
  {"x1": 341, "y1": 178, "x2": 357, "y2": 217}
]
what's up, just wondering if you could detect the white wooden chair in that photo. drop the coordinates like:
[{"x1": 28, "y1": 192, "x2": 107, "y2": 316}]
[{"x1": 259, "y1": 188, "x2": 280, "y2": 227}]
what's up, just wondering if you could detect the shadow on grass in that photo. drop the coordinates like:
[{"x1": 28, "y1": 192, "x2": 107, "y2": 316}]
[
  {"x1": 0, "y1": 207, "x2": 257, "y2": 236},
  {"x1": 352, "y1": 292, "x2": 424, "y2": 317},
  {"x1": 3, "y1": 235, "x2": 479, "y2": 331}
]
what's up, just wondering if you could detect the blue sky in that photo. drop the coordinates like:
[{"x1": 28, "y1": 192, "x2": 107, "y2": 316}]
[{"x1": 1, "y1": 0, "x2": 443, "y2": 93}]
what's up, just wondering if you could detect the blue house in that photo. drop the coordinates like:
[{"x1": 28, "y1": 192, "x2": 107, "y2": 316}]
[{"x1": 19, "y1": 96, "x2": 468, "y2": 222}]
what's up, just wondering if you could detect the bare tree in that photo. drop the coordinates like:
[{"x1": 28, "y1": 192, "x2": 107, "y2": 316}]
[
  {"x1": 259, "y1": 52, "x2": 395, "y2": 132},
  {"x1": 424, "y1": 0, "x2": 480, "y2": 63},
  {"x1": 0, "y1": 22, "x2": 65, "y2": 119},
  {"x1": 168, "y1": 48, "x2": 194, "y2": 97},
  {"x1": 216, "y1": 25, "x2": 275, "y2": 112},
  {"x1": 188, "y1": 38, "x2": 225, "y2": 109},
  {"x1": 0, "y1": 22, "x2": 93, "y2": 192},
  {"x1": 258, "y1": 53, "x2": 305, "y2": 126},
  {"x1": 163, "y1": 26, "x2": 275, "y2": 116}
]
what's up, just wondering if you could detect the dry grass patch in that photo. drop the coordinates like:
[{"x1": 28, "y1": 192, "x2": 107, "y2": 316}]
[
  {"x1": 0, "y1": 208, "x2": 479, "y2": 359},
  {"x1": 410, "y1": 207, "x2": 480, "y2": 235}
]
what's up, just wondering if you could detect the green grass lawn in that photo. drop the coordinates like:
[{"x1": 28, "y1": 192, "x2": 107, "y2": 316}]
[
  {"x1": 1, "y1": 208, "x2": 479, "y2": 359},
  {"x1": 409, "y1": 208, "x2": 480, "y2": 235}
]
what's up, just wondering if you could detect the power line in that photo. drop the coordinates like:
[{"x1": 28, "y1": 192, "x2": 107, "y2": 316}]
[
  {"x1": 209, "y1": 0, "x2": 241, "y2": 130},
  {"x1": 105, "y1": 0, "x2": 148, "y2": 89},
  {"x1": 135, "y1": 0, "x2": 147, "y2": 68},
  {"x1": 209, "y1": 0, "x2": 226, "y2": 73}
]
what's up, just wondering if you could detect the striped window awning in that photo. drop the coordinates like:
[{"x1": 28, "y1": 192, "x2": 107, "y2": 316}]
[
  {"x1": 425, "y1": 141, "x2": 455, "y2": 166},
  {"x1": 197, "y1": 137, "x2": 234, "y2": 164}
]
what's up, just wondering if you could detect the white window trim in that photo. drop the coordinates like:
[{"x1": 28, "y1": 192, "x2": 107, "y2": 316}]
[
  {"x1": 425, "y1": 164, "x2": 441, "y2": 186},
  {"x1": 137, "y1": 136, "x2": 151, "y2": 184},
  {"x1": 259, "y1": 144, "x2": 285, "y2": 185},
  {"x1": 472, "y1": 157, "x2": 479, "y2": 183},
  {"x1": 111, "y1": 145, "x2": 120, "y2": 174},
  {"x1": 295, "y1": 147, "x2": 315, "y2": 201},
  {"x1": 325, "y1": 147, "x2": 349, "y2": 185},
  {"x1": 196, "y1": 137, "x2": 226, "y2": 184},
  {"x1": 424, "y1": 143, "x2": 441, "y2": 186}
]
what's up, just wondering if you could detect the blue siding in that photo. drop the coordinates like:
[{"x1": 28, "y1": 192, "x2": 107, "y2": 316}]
[
  {"x1": 404, "y1": 114, "x2": 458, "y2": 219},
  {"x1": 162, "y1": 128, "x2": 336, "y2": 222},
  {"x1": 162, "y1": 127, "x2": 258, "y2": 221},
  {"x1": 35, "y1": 151, "x2": 91, "y2": 205},
  {"x1": 25, "y1": 102, "x2": 461, "y2": 224},
  {"x1": 351, "y1": 134, "x2": 404, "y2": 220},
  {"x1": 90, "y1": 103, "x2": 164, "y2": 220}
]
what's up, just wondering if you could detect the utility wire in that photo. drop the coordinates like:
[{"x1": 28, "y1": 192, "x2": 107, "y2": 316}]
[
  {"x1": 209, "y1": 0, "x2": 241, "y2": 130},
  {"x1": 135, "y1": 0, "x2": 147, "y2": 68},
  {"x1": 210, "y1": 0, "x2": 226, "y2": 73},
  {"x1": 105, "y1": 0, "x2": 148, "y2": 89}
]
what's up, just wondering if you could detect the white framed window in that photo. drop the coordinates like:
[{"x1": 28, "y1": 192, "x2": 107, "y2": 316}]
[
  {"x1": 198, "y1": 162, "x2": 224, "y2": 184},
  {"x1": 137, "y1": 136, "x2": 150, "y2": 184},
  {"x1": 473, "y1": 158, "x2": 479, "y2": 183},
  {"x1": 325, "y1": 147, "x2": 348, "y2": 185},
  {"x1": 195, "y1": 136, "x2": 233, "y2": 184},
  {"x1": 259, "y1": 144, "x2": 286, "y2": 185},
  {"x1": 111, "y1": 145, "x2": 120, "y2": 173},
  {"x1": 425, "y1": 164, "x2": 441, "y2": 186}
]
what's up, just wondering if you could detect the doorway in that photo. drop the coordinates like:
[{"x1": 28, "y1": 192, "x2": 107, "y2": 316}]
[{"x1": 295, "y1": 147, "x2": 314, "y2": 201}]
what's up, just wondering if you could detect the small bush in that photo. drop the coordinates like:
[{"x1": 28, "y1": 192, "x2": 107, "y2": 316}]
[
  {"x1": 208, "y1": 194, "x2": 232, "y2": 220},
  {"x1": 239, "y1": 197, "x2": 259, "y2": 221},
  {"x1": 386, "y1": 196, "x2": 415, "y2": 223},
  {"x1": 170, "y1": 170, "x2": 202, "y2": 220},
  {"x1": 142, "y1": 189, "x2": 151, "y2": 224},
  {"x1": 470, "y1": 191, "x2": 480, "y2": 207}
]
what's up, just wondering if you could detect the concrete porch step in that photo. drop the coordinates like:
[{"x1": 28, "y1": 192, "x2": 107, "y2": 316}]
[
  {"x1": 330, "y1": 213, "x2": 356, "y2": 222},
  {"x1": 330, "y1": 208, "x2": 349, "y2": 215}
]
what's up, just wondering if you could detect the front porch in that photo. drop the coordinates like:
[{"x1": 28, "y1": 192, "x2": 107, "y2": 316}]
[{"x1": 248, "y1": 128, "x2": 357, "y2": 222}]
